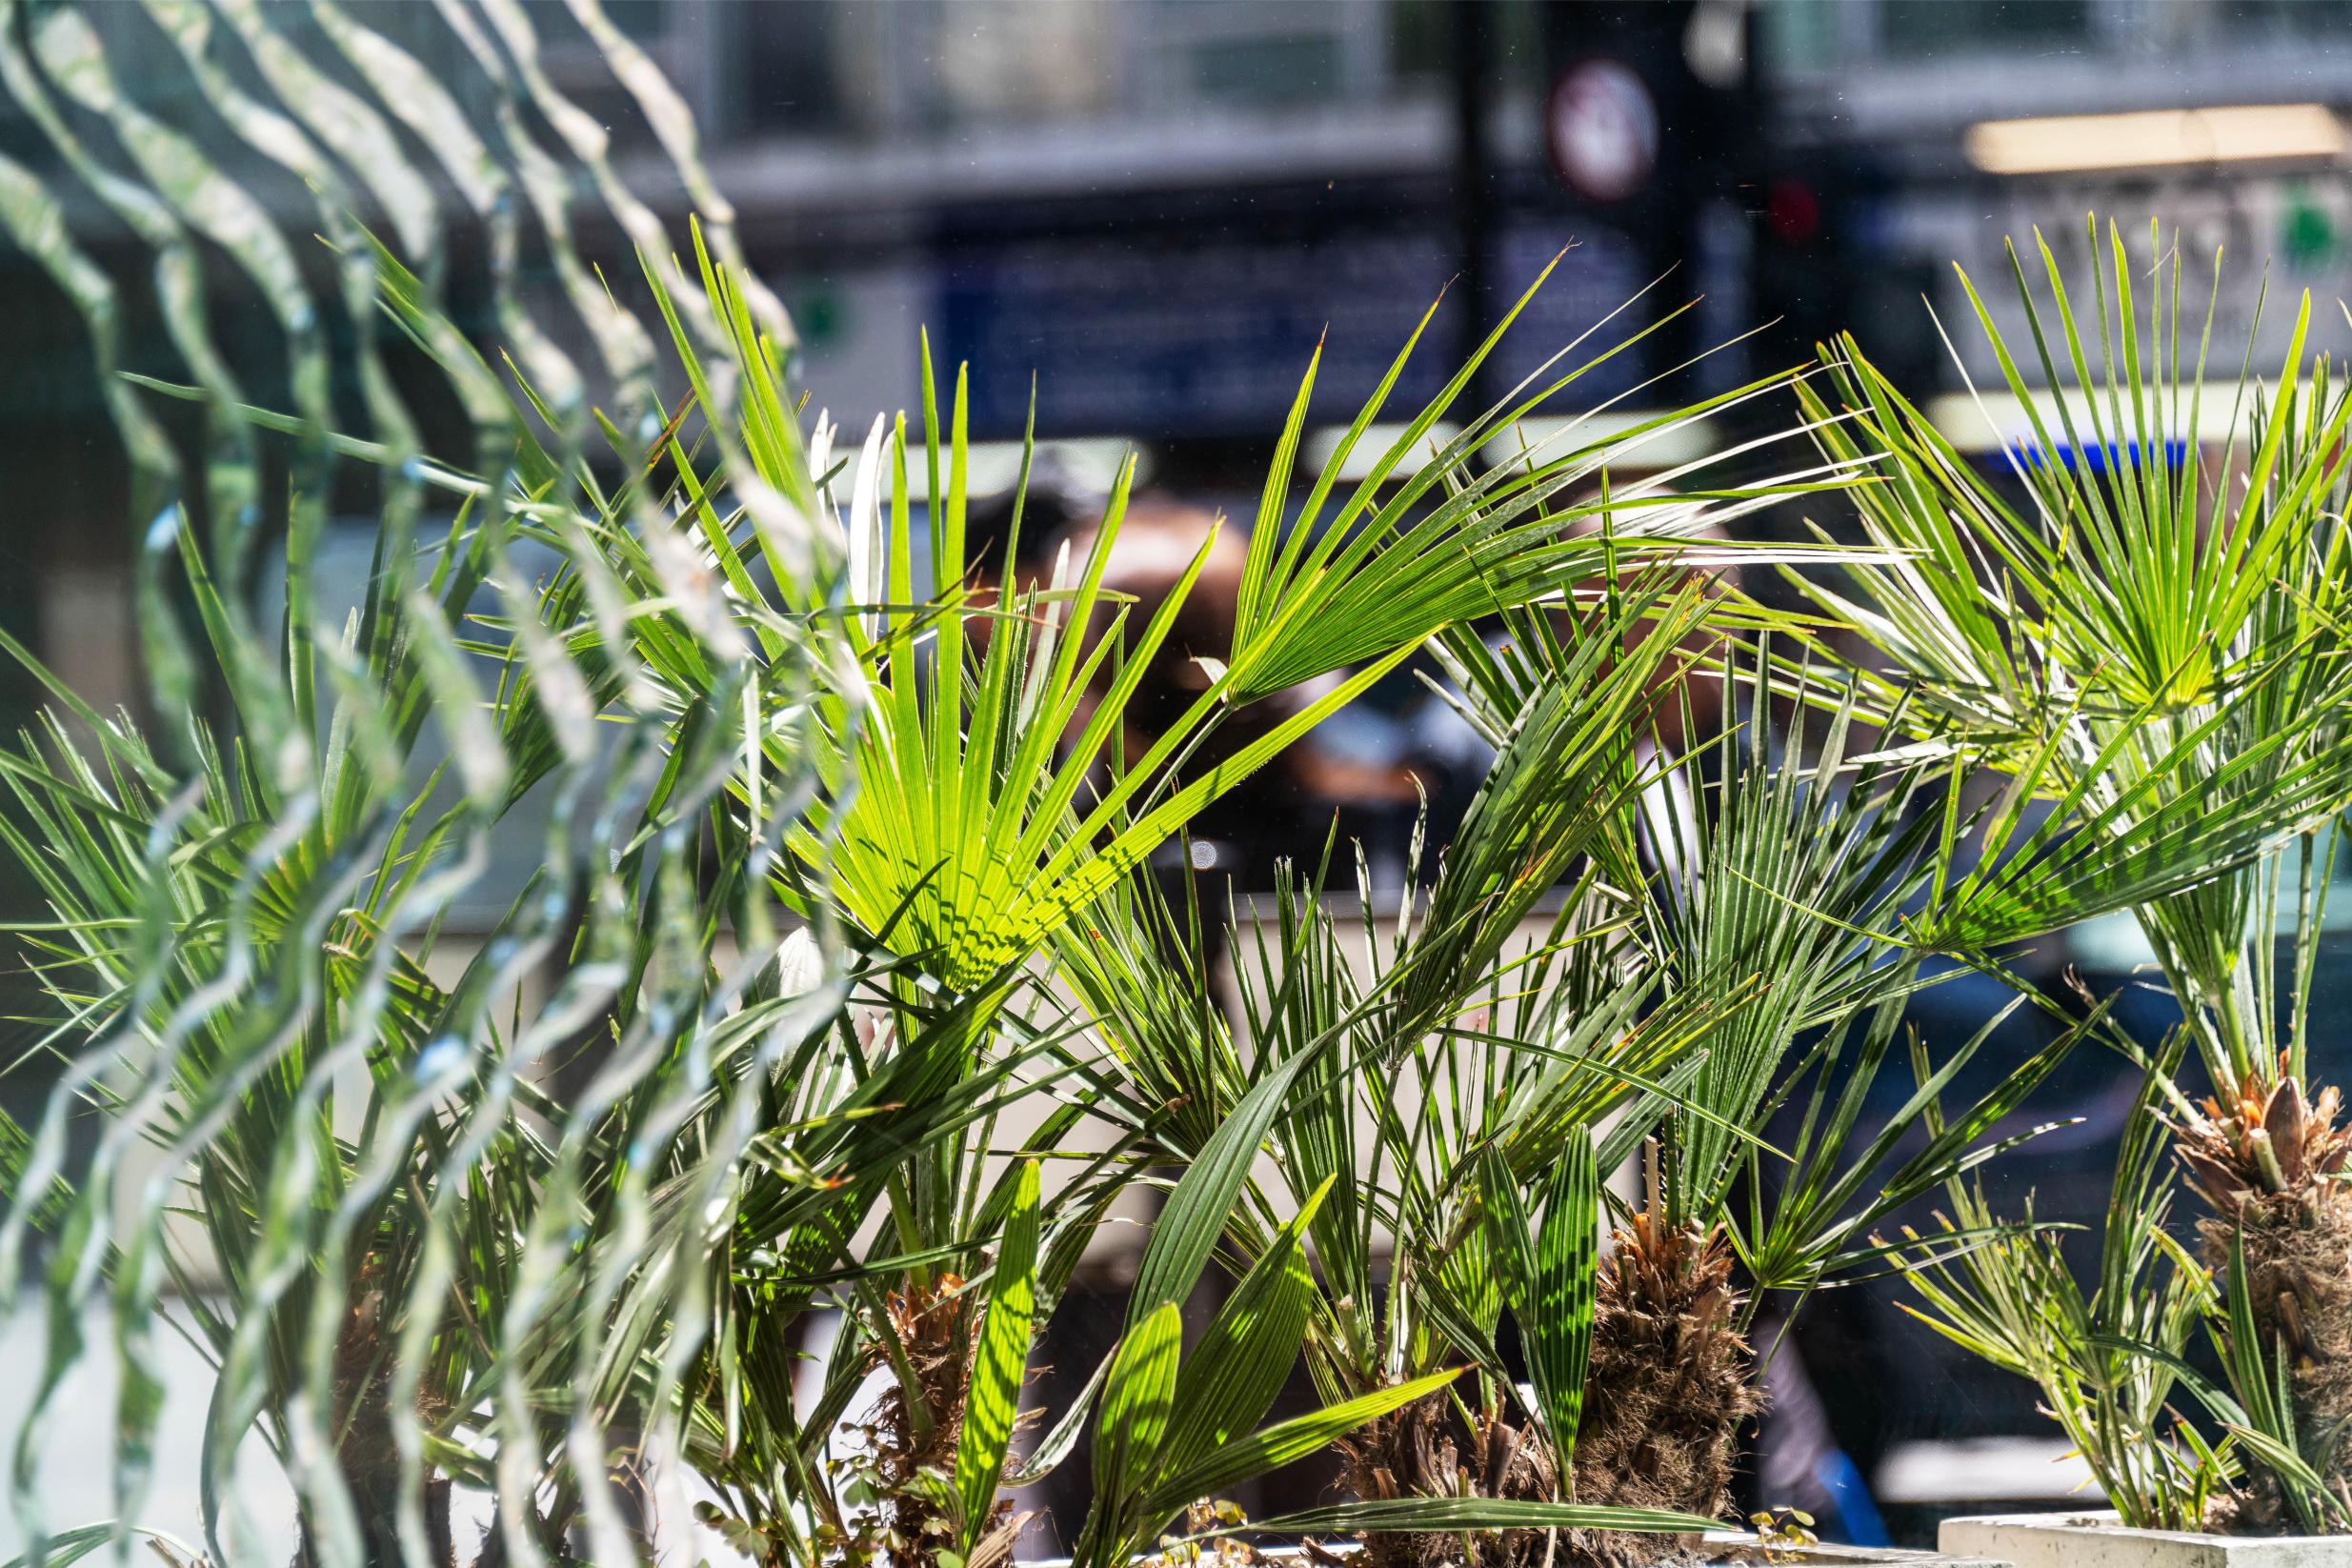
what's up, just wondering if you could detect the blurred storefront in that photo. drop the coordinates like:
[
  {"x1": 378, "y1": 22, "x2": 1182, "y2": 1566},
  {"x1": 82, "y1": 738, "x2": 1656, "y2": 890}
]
[
  {"x1": 1757, "y1": 0, "x2": 2352, "y2": 392},
  {"x1": 616, "y1": 1, "x2": 1752, "y2": 448},
  {"x1": 10, "y1": 3, "x2": 2352, "y2": 724}
]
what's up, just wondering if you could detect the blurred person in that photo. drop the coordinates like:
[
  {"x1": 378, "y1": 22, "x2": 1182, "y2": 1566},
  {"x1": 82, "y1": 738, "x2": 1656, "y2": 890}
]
[
  {"x1": 1564, "y1": 480, "x2": 1741, "y2": 755},
  {"x1": 969, "y1": 474, "x2": 1436, "y2": 1542},
  {"x1": 957, "y1": 449, "x2": 1103, "y2": 603},
  {"x1": 1049, "y1": 491, "x2": 1424, "y2": 884}
]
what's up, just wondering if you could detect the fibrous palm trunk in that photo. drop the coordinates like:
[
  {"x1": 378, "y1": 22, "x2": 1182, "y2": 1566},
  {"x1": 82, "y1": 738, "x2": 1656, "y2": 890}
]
[
  {"x1": 871, "y1": 1272, "x2": 978, "y2": 1566},
  {"x1": 1335, "y1": 1395, "x2": 1558, "y2": 1568},
  {"x1": 297, "y1": 1258, "x2": 457, "y2": 1568},
  {"x1": 2178, "y1": 1069, "x2": 2352, "y2": 1529},
  {"x1": 1337, "y1": 1217, "x2": 1760, "y2": 1568},
  {"x1": 1567, "y1": 1216, "x2": 1759, "y2": 1568}
]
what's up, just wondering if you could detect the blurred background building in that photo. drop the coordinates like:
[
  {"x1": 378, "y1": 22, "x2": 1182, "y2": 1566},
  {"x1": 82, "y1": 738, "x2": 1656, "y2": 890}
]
[
  {"x1": 6, "y1": 0, "x2": 2352, "y2": 1550},
  {"x1": 20, "y1": 0, "x2": 2352, "y2": 778}
]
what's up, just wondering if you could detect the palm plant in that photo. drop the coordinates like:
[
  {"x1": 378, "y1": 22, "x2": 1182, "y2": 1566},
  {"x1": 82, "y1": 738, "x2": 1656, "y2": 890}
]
[
  {"x1": 1899, "y1": 1033, "x2": 2239, "y2": 1530},
  {"x1": 518, "y1": 179, "x2": 1881, "y2": 1565},
  {"x1": 8, "y1": 144, "x2": 1852, "y2": 1568},
  {"x1": 1077, "y1": 576, "x2": 1732, "y2": 1568},
  {"x1": 6, "y1": 9, "x2": 2262, "y2": 1568},
  {"x1": 1060, "y1": 541, "x2": 2102, "y2": 1567},
  {"x1": 0, "y1": 224, "x2": 917, "y2": 1568},
  {"x1": 1439, "y1": 632, "x2": 2097, "y2": 1562},
  {"x1": 0, "y1": 10, "x2": 892, "y2": 1568},
  {"x1": 1801, "y1": 219, "x2": 2352, "y2": 1530},
  {"x1": 657, "y1": 287, "x2": 1861, "y2": 1566}
]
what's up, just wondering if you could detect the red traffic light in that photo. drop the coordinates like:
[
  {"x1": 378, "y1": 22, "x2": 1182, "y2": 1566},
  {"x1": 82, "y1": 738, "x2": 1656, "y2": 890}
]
[{"x1": 1766, "y1": 176, "x2": 1821, "y2": 244}]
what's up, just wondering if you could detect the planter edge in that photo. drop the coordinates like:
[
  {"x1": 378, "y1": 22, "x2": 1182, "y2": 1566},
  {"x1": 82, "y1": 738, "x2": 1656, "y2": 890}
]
[{"x1": 1942, "y1": 1511, "x2": 2352, "y2": 1566}]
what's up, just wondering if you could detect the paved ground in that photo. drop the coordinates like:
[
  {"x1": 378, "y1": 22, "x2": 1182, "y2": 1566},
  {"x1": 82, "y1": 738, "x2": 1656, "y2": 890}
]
[
  {"x1": 0, "y1": 1303, "x2": 295, "y2": 1565},
  {"x1": 0, "y1": 1306, "x2": 768, "y2": 1568}
]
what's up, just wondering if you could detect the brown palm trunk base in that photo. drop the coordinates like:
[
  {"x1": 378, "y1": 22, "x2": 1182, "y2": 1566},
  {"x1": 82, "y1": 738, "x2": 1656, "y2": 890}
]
[
  {"x1": 871, "y1": 1273, "x2": 977, "y2": 1565},
  {"x1": 296, "y1": 1266, "x2": 461, "y2": 1568},
  {"x1": 1336, "y1": 1396, "x2": 1560, "y2": 1568},
  {"x1": 2181, "y1": 1073, "x2": 2352, "y2": 1532},
  {"x1": 1565, "y1": 1221, "x2": 1759, "y2": 1568},
  {"x1": 1337, "y1": 1221, "x2": 1759, "y2": 1568},
  {"x1": 2199, "y1": 1187, "x2": 2352, "y2": 1530},
  {"x1": 292, "y1": 1484, "x2": 452, "y2": 1568}
]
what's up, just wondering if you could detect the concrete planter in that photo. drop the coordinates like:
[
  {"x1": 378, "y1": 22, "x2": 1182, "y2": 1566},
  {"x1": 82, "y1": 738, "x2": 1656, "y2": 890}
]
[
  {"x1": 1943, "y1": 1511, "x2": 2352, "y2": 1567},
  {"x1": 1029, "y1": 1536, "x2": 2000, "y2": 1567},
  {"x1": 1687, "y1": 1538, "x2": 2003, "y2": 1565}
]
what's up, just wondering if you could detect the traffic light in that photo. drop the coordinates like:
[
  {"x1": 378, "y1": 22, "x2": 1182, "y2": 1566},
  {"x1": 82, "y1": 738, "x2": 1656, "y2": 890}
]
[
  {"x1": 1533, "y1": 1, "x2": 1746, "y2": 387},
  {"x1": 1750, "y1": 147, "x2": 1940, "y2": 388}
]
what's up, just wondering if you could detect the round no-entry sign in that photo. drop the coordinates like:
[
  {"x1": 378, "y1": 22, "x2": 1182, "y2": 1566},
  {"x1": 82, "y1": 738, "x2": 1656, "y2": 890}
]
[{"x1": 1547, "y1": 56, "x2": 1660, "y2": 205}]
